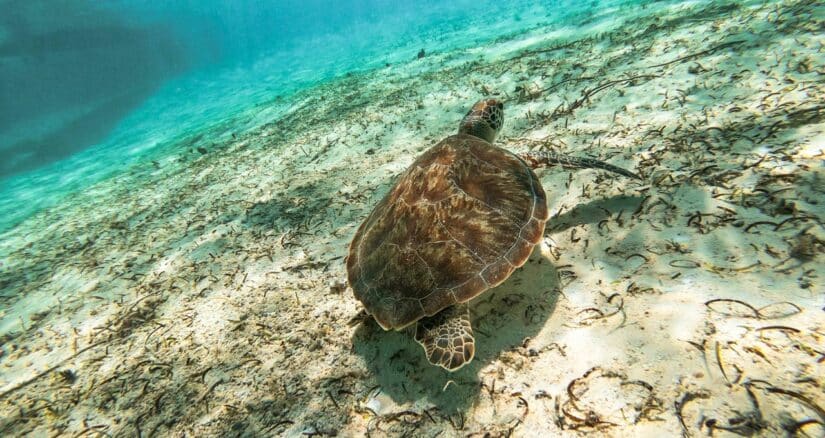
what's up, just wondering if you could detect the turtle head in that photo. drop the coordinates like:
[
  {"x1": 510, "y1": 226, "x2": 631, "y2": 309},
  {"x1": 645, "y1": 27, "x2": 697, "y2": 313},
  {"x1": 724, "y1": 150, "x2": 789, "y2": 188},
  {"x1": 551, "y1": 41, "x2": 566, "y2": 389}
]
[{"x1": 458, "y1": 99, "x2": 504, "y2": 143}]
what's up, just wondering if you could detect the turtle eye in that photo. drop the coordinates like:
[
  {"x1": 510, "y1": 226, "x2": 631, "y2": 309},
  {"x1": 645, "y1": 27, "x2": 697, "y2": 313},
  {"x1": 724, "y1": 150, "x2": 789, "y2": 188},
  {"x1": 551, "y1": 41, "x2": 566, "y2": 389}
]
[{"x1": 487, "y1": 107, "x2": 503, "y2": 131}]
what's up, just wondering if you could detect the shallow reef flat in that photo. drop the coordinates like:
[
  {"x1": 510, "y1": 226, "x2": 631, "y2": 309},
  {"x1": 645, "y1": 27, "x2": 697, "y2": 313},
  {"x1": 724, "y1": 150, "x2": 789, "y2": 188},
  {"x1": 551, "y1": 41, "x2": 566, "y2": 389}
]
[{"x1": 1, "y1": 0, "x2": 823, "y2": 436}]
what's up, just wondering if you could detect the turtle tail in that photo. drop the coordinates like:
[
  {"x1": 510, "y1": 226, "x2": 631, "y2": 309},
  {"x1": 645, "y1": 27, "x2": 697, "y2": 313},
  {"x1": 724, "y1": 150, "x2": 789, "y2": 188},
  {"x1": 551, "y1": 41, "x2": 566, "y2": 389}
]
[{"x1": 520, "y1": 150, "x2": 641, "y2": 180}]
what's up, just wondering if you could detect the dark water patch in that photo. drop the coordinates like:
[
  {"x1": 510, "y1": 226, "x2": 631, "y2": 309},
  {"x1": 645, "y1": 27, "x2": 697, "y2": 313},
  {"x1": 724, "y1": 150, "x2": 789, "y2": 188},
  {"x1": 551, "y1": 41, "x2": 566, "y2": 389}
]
[
  {"x1": 0, "y1": 86, "x2": 162, "y2": 178},
  {"x1": 0, "y1": 0, "x2": 191, "y2": 178}
]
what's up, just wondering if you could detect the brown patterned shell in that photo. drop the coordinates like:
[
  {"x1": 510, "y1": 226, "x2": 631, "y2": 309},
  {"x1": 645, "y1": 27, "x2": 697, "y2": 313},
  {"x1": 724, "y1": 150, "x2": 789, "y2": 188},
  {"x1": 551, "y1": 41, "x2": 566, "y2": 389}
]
[{"x1": 347, "y1": 134, "x2": 548, "y2": 330}]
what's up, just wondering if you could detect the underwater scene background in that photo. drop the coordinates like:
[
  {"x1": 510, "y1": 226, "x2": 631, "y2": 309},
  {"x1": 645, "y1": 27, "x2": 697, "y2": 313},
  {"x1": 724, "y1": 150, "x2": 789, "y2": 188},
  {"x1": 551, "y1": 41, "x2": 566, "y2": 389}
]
[{"x1": 0, "y1": 0, "x2": 823, "y2": 436}]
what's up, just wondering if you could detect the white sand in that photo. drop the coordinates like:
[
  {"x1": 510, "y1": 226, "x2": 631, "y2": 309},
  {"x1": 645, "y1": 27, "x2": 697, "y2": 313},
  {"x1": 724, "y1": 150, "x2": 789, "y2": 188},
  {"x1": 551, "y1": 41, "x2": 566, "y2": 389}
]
[{"x1": 0, "y1": 0, "x2": 823, "y2": 436}]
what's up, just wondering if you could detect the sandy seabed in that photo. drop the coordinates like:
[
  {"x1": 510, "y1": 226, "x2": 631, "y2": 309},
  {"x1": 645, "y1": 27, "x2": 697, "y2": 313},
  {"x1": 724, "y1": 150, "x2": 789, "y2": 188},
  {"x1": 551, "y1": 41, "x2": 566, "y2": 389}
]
[{"x1": 1, "y1": 1, "x2": 823, "y2": 436}]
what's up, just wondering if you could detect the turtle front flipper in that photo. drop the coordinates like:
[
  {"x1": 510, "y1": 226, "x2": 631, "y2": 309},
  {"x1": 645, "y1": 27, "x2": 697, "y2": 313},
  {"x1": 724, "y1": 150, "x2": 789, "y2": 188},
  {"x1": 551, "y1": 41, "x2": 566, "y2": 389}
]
[
  {"x1": 520, "y1": 150, "x2": 641, "y2": 180},
  {"x1": 415, "y1": 302, "x2": 475, "y2": 371}
]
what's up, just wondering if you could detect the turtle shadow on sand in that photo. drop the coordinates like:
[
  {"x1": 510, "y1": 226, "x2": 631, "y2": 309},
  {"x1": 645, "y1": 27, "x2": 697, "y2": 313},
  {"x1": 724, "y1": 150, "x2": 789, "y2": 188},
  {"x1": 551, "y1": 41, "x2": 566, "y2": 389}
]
[
  {"x1": 546, "y1": 194, "x2": 646, "y2": 233},
  {"x1": 351, "y1": 246, "x2": 559, "y2": 414}
]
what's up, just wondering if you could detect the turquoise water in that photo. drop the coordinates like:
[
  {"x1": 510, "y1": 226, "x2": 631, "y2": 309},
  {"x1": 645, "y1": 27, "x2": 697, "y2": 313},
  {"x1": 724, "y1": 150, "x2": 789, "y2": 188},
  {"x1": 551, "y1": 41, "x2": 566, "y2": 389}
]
[{"x1": 0, "y1": 0, "x2": 644, "y2": 233}]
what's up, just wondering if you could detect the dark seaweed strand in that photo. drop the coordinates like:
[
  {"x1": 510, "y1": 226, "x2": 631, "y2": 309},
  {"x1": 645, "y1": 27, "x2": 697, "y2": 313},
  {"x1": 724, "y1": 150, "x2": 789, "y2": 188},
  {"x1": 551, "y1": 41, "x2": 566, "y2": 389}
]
[{"x1": 519, "y1": 151, "x2": 641, "y2": 180}]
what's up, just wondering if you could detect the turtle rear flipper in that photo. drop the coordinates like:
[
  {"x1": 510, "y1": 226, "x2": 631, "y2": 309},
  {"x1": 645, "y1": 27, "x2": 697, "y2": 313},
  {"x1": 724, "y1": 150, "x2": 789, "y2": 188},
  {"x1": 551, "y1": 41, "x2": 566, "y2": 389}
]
[
  {"x1": 520, "y1": 150, "x2": 640, "y2": 180},
  {"x1": 414, "y1": 302, "x2": 475, "y2": 371}
]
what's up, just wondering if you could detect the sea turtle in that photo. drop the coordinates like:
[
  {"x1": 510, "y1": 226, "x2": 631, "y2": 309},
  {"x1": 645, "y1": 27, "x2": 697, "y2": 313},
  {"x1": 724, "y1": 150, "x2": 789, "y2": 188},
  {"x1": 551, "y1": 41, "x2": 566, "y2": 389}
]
[{"x1": 347, "y1": 99, "x2": 639, "y2": 371}]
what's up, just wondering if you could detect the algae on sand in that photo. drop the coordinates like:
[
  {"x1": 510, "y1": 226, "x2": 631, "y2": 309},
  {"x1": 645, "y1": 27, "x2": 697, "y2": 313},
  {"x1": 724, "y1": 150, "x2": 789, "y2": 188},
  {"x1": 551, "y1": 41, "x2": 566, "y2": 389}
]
[{"x1": 1, "y1": 0, "x2": 824, "y2": 436}]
